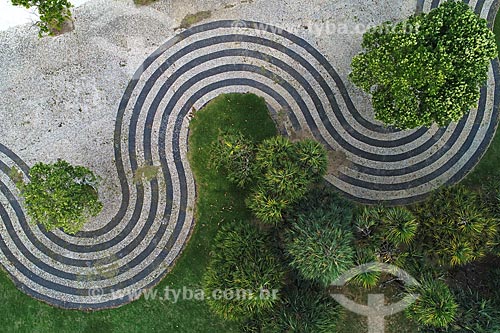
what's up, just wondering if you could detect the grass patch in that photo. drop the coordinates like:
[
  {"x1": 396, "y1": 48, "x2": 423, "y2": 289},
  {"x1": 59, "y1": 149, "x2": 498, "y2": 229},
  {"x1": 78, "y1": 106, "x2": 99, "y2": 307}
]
[
  {"x1": 179, "y1": 11, "x2": 212, "y2": 29},
  {"x1": 132, "y1": 165, "x2": 160, "y2": 184},
  {"x1": 133, "y1": 0, "x2": 157, "y2": 6}
]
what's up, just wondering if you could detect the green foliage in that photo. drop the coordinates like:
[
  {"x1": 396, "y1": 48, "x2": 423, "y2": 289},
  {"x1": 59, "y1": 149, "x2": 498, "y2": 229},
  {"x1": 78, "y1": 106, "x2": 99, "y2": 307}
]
[
  {"x1": 260, "y1": 286, "x2": 341, "y2": 332},
  {"x1": 284, "y1": 202, "x2": 355, "y2": 286},
  {"x1": 291, "y1": 138, "x2": 328, "y2": 178},
  {"x1": 449, "y1": 288, "x2": 500, "y2": 333},
  {"x1": 353, "y1": 206, "x2": 418, "y2": 266},
  {"x1": 11, "y1": 0, "x2": 73, "y2": 37},
  {"x1": 18, "y1": 160, "x2": 102, "y2": 235},
  {"x1": 179, "y1": 10, "x2": 212, "y2": 29},
  {"x1": 406, "y1": 279, "x2": 458, "y2": 329},
  {"x1": 383, "y1": 207, "x2": 419, "y2": 245},
  {"x1": 479, "y1": 175, "x2": 500, "y2": 218},
  {"x1": 8, "y1": 166, "x2": 24, "y2": 186},
  {"x1": 350, "y1": 1, "x2": 497, "y2": 129},
  {"x1": 348, "y1": 248, "x2": 381, "y2": 289},
  {"x1": 211, "y1": 130, "x2": 256, "y2": 188},
  {"x1": 246, "y1": 188, "x2": 289, "y2": 224},
  {"x1": 210, "y1": 132, "x2": 328, "y2": 225},
  {"x1": 413, "y1": 186, "x2": 498, "y2": 267},
  {"x1": 247, "y1": 136, "x2": 327, "y2": 224},
  {"x1": 203, "y1": 222, "x2": 285, "y2": 321}
]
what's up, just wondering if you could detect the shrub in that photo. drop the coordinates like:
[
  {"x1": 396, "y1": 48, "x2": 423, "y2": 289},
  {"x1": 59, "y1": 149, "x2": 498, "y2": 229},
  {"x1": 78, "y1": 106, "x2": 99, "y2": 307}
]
[
  {"x1": 11, "y1": 0, "x2": 73, "y2": 37},
  {"x1": 347, "y1": 248, "x2": 381, "y2": 289},
  {"x1": 382, "y1": 207, "x2": 418, "y2": 245},
  {"x1": 210, "y1": 133, "x2": 328, "y2": 225},
  {"x1": 260, "y1": 286, "x2": 342, "y2": 332},
  {"x1": 246, "y1": 188, "x2": 289, "y2": 224},
  {"x1": 413, "y1": 186, "x2": 498, "y2": 267},
  {"x1": 261, "y1": 161, "x2": 310, "y2": 202},
  {"x1": 255, "y1": 136, "x2": 294, "y2": 171},
  {"x1": 293, "y1": 139, "x2": 328, "y2": 178},
  {"x1": 247, "y1": 136, "x2": 327, "y2": 224},
  {"x1": 349, "y1": 1, "x2": 497, "y2": 129},
  {"x1": 203, "y1": 222, "x2": 285, "y2": 321},
  {"x1": 285, "y1": 204, "x2": 355, "y2": 286},
  {"x1": 210, "y1": 130, "x2": 256, "y2": 188},
  {"x1": 18, "y1": 160, "x2": 102, "y2": 234},
  {"x1": 353, "y1": 206, "x2": 418, "y2": 267},
  {"x1": 406, "y1": 279, "x2": 458, "y2": 329},
  {"x1": 353, "y1": 206, "x2": 383, "y2": 241}
]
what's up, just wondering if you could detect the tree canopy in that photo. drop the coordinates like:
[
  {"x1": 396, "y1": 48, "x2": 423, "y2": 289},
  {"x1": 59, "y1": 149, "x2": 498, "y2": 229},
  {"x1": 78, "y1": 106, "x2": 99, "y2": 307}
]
[
  {"x1": 350, "y1": 1, "x2": 497, "y2": 129},
  {"x1": 19, "y1": 160, "x2": 103, "y2": 234}
]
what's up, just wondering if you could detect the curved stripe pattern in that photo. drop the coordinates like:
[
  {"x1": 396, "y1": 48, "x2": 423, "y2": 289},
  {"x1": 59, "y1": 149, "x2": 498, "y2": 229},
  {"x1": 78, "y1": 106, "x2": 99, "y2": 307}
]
[{"x1": 0, "y1": 0, "x2": 498, "y2": 309}]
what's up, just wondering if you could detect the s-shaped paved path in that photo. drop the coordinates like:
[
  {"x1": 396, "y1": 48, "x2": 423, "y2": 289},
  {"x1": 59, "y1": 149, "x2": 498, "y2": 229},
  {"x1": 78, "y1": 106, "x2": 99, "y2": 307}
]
[{"x1": 0, "y1": 0, "x2": 498, "y2": 309}]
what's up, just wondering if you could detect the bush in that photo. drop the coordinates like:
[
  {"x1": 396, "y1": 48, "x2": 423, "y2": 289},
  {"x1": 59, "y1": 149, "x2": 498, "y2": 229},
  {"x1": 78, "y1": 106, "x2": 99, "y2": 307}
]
[
  {"x1": 260, "y1": 286, "x2": 341, "y2": 332},
  {"x1": 413, "y1": 186, "x2": 498, "y2": 267},
  {"x1": 284, "y1": 203, "x2": 355, "y2": 286},
  {"x1": 261, "y1": 160, "x2": 310, "y2": 202},
  {"x1": 353, "y1": 206, "x2": 418, "y2": 266},
  {"x1": 349, "y1": 1, "x2": 497, "y2": 129},
  {"x1": 247, "y1": 136, "x2": 327, "y2": 224},
  {"x1": 203, "y1": 222, "x2": 285, "y2": 321},
  {"x1": 293, "y1": 139, "x2": 328, "y2": 178},
  {"x1": 210, "y1": 133, "x2": 328, "y2": 225},
  {"x1": 11, "y1": 0, "x2": 73, "y2": 37},
  {"x1": 406, "y1": 279, "x2": 458, "y2": 329},
  {"x1": 382, "y1": 207, "x2": 418, "y2": 245},
  {"x1": 253, "y1": 136, "x2": 313, "y2": 202},
  {"x1": 210, "y1": 130, "x2": 256, "y2": 188},
  {"x1": 246, "y1": 188, "x2": 289, "y2": 224},
  {"x1": 18, "y1": 160, "x2": 102, "y2": 234},
  {"x1": 348, "y1": 248, "x2": 381, "y2": 289}
]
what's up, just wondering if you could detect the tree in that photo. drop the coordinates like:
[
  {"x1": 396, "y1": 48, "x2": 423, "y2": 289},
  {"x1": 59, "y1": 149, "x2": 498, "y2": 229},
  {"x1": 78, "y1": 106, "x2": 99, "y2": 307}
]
[
  {"x1": 203, "y1": 222, "x2": 285, "y2": 321},
  {"x1": 18, "y1": 160, "x2": 102, "y2": 234},
  {"x1": 11, "y1": 0, "x2": 73, "y2": 37},
  {"x1": 350, "y1": 1, "x2": 497, "y2": 129}
]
